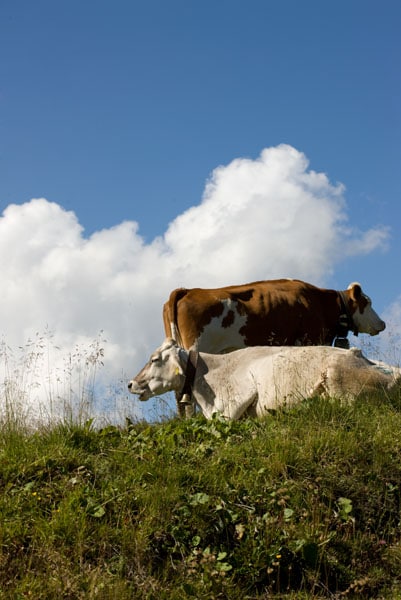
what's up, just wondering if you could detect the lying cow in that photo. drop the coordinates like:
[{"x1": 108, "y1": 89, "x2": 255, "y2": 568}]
[
  {"x1": 163, "y1": 279, "x2": 386, "y2": 416},
  {"x1": 128, "y1": 338, "x2": 399, "y2": 420}
]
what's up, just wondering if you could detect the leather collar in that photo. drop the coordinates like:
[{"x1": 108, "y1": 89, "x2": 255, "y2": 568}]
[
  {"x1": 338, "y1": 291, "x2": 357, "y2": 337},
  {"x1": 181, "y1": 349, "x2": 198, "y2": 398}
]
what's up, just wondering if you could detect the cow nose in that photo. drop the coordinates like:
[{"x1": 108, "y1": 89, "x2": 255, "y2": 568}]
[{"x1": 128, "y1": 381, "x2": 132, "y2": 390}]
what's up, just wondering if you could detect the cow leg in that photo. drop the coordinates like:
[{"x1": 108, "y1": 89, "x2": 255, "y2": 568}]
[
  {"x1": 177, "y1": 402, "x2": 186, "y2": 418},
  {"x1": 175, "y1": 392, "x2": 186, "y2": 418},
  {"x1": 175, "y1": 392, "x2": 195, "y2": 418},
  {"x1": 184, "y1": 399, "x2": 195, "y2": 418}
]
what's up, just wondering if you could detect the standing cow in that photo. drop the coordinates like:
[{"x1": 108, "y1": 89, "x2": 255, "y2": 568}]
[{"x1": 162, "y1": 279, "x2": 385, "y2": 416}]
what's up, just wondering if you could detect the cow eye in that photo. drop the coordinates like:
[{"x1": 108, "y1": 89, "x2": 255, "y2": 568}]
[{"x1": 151, "y1": 355, "x2": 160, "y2": 364}]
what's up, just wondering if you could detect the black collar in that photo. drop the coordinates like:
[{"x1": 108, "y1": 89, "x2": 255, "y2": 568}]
[
  {"x1": 338, "y1": 291, "x2": 357, "y2": 337},
  {"x1": 181, "y1": 349, "x2": 198, "y2": 398}
]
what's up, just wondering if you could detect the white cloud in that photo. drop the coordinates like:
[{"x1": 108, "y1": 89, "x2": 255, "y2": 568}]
[
  {"x1": 0, "y1": 145, "x2": 391, "y2": 422},
  {"x1": 164, "y1": 144, "x2": 388, "y2": 285},
  {"x1": 371, "y1": 297, "x2": 401, "y2": 366}
]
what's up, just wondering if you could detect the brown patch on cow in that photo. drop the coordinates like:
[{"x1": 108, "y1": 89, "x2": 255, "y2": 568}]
[
  {"x1": 233, "y1": 289, "x2": 254, "y2": 302},
  {"x1": 222, "y1": 310, "x2": 235, "y2": 328},
  {"x1": 164, "y1": 279, "x2": 346, "y2": 350},
  {"x1": 237, "y1": 285, "x2": 339, "y2": 347},
  {"x1": 344, "y1": 289, "x2": 368, "y2": 316}
]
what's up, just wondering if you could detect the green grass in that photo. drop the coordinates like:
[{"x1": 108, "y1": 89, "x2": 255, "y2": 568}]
[{"x1": 1, "y1": 392, "x2": 401, "y2": 599}]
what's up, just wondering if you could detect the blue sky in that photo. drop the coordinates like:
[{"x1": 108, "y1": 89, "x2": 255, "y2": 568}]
[{"x1": 1, "y1": 1, "x2": 400, "y2": 420}]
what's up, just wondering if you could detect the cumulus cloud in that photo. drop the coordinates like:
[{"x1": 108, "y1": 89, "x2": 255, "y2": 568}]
[
  {"x1": 164, "y1": 145, "x2": 388, "y2": 285},
  {"x1": 0, "y1": 144, "x2": 391, "y2": 422}
]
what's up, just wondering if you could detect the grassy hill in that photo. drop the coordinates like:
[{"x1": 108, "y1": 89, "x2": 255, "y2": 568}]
[{"x1": 1, "y1": 392, "x2": 401, "y2": 599}]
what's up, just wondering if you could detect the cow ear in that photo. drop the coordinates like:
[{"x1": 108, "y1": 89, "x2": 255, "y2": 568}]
[
  {"x1": 347, "y1": 282, "x2": 362, "y2": 302},
  {"x1": 173, "y1": 349, "x2": 186, "y2": 376},
  {"x1": 163, "y1": 337, "x2": 177, "y2": 349},
  {"x1": 173, "y1": 361, "x2": 185, "y2": 377}
]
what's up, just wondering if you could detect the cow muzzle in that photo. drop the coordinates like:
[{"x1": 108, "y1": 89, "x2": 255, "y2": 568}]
[
  {"x1": 363, "y1": 317, "x2": 386, "y2": 336},
  {"x1": 127, "y1": 380, "x2": 151, "y2": 401}
]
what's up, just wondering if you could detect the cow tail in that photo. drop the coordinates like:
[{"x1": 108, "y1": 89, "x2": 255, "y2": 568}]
[{"x1": 165, "y1": 288, "x2": 188, "y2": 348}]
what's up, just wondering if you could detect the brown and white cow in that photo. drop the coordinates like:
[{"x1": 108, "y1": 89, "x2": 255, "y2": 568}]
[
  {"x1": 128, "y1": 339, "x2": 399, "y2": 420},
  {"x1": 162, "y1": 279, "x2": 385, "y2": 415}
]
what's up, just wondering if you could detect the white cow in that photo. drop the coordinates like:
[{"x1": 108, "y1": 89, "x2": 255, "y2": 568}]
[{"x1": 128, "y1": 338, "x2": 401, "y2": 420}]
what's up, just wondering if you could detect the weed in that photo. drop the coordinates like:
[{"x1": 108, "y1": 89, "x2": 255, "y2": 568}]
[{"x1": 0, "y1": 330, "x2": 108, "y2": 428}]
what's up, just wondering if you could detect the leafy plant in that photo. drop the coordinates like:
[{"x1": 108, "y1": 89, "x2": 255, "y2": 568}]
[{"x1": 1, "y1": 370, "x2": 401, "y2": 597}]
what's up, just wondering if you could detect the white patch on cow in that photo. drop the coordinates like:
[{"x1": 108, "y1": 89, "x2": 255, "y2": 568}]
[{"x1": 194, "y1": 299, "x2": 248, "y2": 353}]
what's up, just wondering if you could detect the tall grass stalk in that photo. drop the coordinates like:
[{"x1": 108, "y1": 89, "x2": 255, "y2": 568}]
[{"x1": 0, "y1": 331, "x2": 107, "y2": 429}]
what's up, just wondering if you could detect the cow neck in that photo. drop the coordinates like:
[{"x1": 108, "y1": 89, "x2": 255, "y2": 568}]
[
  {"x1": 181, "y1": 349, "x2": 198, "y2": 398},
  {"x1": 337, "y1": 290, "x2": 356, "y2": 337}
]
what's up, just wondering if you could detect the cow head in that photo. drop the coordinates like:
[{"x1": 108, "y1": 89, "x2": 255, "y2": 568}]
[
  {"x1": 346, "y1": 282, "x2": 386, "y2": 336},
  {"x1": 128, "y1": 338, "x2": 186, "y2": 401}
]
